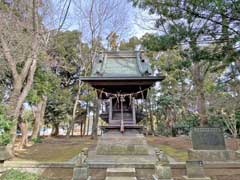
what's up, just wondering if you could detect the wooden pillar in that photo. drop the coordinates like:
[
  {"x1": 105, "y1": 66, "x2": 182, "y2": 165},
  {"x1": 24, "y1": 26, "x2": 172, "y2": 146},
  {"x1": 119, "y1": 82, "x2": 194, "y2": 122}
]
[
  {"x1": 109, "y1": 97, "x2": 113, "y2": 124},
  {"x1": 132, "y1": 97, "x2": 136, "y2": 125},
  {"x1": 120, "y1": 96, "x2": 124, "y2": 132}
]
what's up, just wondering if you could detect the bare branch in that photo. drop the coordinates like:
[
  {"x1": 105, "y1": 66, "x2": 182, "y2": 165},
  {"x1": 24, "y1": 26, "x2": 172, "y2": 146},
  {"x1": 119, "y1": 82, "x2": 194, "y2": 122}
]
[{"x1": 0, "y1": 34, "x2": 19, "y2": 81}]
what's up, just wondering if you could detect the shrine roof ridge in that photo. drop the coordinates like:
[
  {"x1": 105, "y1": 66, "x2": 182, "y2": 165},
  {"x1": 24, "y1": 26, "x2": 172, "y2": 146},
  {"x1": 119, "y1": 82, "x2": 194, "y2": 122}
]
[{"x1": 92, "y1": 50, "x2": 153, "y2": 77}]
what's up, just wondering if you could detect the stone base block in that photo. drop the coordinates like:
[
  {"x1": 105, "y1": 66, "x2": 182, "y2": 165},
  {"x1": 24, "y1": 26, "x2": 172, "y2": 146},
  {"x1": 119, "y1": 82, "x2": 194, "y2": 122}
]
[
  {"x1": 72, "y1": 167, "x2": 88, "y2": 180},
  {"x1": 154, "y1": 165, "x2": 172, "y2": 180},
  {"x1": 188, "y1": 149, "x2": 236, "y2": 161},
  {"x1": 96, "y1": 130, "x2": 149, "y2": 155},
  {"x1": 182, "y1": 176, "x2": 211, "y2": 180}
]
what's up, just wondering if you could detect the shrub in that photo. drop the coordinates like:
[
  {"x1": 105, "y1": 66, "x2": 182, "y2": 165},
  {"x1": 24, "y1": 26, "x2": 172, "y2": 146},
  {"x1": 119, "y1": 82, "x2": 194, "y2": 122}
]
[{"x1": 0, "y1": 108, "x2": 12, "y2": 145}]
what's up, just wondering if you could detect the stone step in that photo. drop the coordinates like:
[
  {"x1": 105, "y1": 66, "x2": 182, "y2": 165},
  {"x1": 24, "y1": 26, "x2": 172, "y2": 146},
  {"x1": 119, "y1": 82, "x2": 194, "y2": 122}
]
[
  {"x1": 105, "y1": 177, "x2": 137, "y2": 180},
  {"x1": 111, "y1": 123, "x2": 134, "y2": 124},
  {"x1": 111, "y1": 119, "x2": 133, "y2": 122},
  {"x1": 106, "y1": 168, "x2": 136, "y2": 177}
]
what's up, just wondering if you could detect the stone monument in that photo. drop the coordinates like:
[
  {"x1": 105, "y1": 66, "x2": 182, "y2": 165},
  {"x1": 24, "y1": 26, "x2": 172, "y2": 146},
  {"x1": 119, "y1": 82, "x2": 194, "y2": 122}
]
[{"x1": 188, "y1": 127, "x2": 237, "y2": 161}]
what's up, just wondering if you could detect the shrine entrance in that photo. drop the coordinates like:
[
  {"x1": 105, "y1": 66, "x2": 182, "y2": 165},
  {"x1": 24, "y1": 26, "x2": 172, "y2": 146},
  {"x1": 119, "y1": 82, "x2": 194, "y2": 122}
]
[{"x1": 81, "y1": 51, "x2": 164, "y2": 133}]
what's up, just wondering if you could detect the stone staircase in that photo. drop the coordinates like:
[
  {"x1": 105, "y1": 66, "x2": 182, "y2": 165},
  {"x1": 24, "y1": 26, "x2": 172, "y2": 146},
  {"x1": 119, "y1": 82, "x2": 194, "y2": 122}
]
[
  {"x1": 105, "y1": 168, "x2": 137, "y2": 180},
  {"x1": 112, "y1": 112, "x2": 133, "y2": 125}
]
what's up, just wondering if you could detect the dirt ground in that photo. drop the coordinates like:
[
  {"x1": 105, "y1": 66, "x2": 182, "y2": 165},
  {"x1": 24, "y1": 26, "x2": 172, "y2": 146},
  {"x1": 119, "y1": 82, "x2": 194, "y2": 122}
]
[
  {"x1": 12, "y1": 135, "x2": 240, "y2": 162},
  {"x1": 147, "y1": 135, "x2": 240, "y2": 151},
  {"x1": 147, "y1": 135, "x2": 240, "y2": 161},
  {"x1": 13, "y1": 136, "x2": 96, "y2": 162}
]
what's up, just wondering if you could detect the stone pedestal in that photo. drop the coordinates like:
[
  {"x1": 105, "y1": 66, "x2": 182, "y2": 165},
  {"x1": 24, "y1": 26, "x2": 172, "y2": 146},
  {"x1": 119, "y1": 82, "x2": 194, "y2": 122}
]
[
  {"x1": 72, "y1": 150, "x2": 90, "y2": 180},
  {"x1": 188, "y1": 149, "x2": 236, "y2": 161},
  {"x1": 72, "y1": 167, "x2": 89, "y2": 180},
  {"x1": 152, "y1": 165, "x2": 173, "y2": 180},
  {"x1": 96, "y1": 130, "x2": 149, "y2": 155},
  {"x1": 182, "y1": 160, "x2": 211, "y2": 180}
]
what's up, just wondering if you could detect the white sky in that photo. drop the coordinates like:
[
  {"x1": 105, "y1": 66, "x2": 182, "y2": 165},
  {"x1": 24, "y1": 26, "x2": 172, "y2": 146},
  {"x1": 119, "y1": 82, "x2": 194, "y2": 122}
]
[{"x1": 64, "y1": 0, "x2": 157, "y2": 40}]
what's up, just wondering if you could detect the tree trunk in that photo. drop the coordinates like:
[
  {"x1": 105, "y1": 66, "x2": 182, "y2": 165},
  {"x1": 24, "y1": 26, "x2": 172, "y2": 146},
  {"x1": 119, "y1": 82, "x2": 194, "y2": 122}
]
[
  {"x1": 149, "y1": 99, "x2": 154, "y2": 135},
  {"x1": 67, "y1": 81, "x2": 81, "y2": 138},
  {"x1": 39, "y1": 96, "x2": 48, "y2": 135},
  {"x1": 191, "y1": 63, "x2": 208, "y2": 126},
  {"x1": 31, "y1": 96, "x2": 47, "y2": 140},
  {"x1": 67, "y1": 121, "x2": 75, "y2": 137},
  {"x1": 51, "y1": 123, "x2": 59, "y2": 136},
  {"x1": 18, "y1": 107, "x2": 28, "y2": 150},
  {"x1": 196, "y1": 82, "x2": 208, "y2": 126},
  {"x1": 82, "y1": 118, "x2": 86, "y2": 136},
  {"x1": 19, "y1": 121, "x2": 29, "y2": 149},
  {"x1": 86, "y1": 102, "x2": 90, "y2": 136},
  {"x1": 91, "y1": 98, "x2": 99, "y2": 139},
  {"x1": 32, "y1": 101, "x2": 43, "y2": 139},
  {"x1": 82, "y1": 105, "x2": 88, "y2": 136},
  {"x1": 80, "y1": 122, "x2": 83, "y2": 136}
]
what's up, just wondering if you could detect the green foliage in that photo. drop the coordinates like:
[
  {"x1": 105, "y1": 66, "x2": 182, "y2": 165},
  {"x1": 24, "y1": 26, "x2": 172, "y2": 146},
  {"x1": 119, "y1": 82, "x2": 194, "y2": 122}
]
[
  {"x1": 131, "y1": 0, "x2": 240, "y2": 128},
  {"x1": 175, "y1": 114, "x2": 198, "y2": 128},
  {"x1": 27, "y1": 68, "x2": 60, "y2": 104},
  {"x1": 22, "y1": 109, "x2": 34, "y2": 124},
  {"x1": 142, "y1": 34, "x2": 177, "y2": 51},
  {"x1": 45, "y1": 88, "x2": 73, "y2": 126},
  {"x1": 0, "y1": 106, "x2": 12, "y2": 145},
  {"x1": 208, "y1": 115, "x2": 225, "y2": 128},
  {"x1": 50, "y1": 30, "x2": 82, "y2": 74},
  {"x1": 132, "y1": 0, "x2": 240, "y2": 63},
  {"x1": 119, "y1": 36, "x2": 141, "y2": 50},
  {"x1": 0, "y1": 169, "x2": 49, "y2": 180}
]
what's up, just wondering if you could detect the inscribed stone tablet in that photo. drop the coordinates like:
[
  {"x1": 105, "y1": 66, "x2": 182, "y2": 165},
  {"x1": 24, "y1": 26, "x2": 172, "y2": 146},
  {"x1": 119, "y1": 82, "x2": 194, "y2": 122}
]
[{"x1": 191, "y1": 127, "x2": 226, "y2": 150}]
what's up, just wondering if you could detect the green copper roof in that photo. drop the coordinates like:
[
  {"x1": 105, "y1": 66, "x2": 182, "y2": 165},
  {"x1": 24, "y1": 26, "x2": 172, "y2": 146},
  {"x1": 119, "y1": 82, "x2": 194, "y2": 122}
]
[{"x1": 92, "y1": 51, "x2": 153, "y2": 77}]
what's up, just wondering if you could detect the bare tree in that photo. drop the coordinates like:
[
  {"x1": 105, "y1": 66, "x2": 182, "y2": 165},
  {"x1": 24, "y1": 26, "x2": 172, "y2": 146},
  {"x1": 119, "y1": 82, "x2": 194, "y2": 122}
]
[
  {"x1": 74, "y1": 0, "x2": 131, "y2": 60},
  {"x1": 222, "y1": 110, "x2": 238, "y2": 138},
  {"x1": 0, "y1": 0, "x2": 40, "y2": 149},
  {"x1": 72, "y1": 0, "x2": 132, "y2": 138}
]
